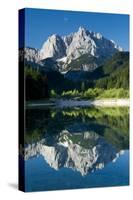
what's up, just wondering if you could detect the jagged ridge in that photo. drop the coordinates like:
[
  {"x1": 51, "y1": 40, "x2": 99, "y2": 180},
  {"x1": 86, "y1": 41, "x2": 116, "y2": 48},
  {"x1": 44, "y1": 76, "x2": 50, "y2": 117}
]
[{"x1": 20, "y1": 27, "x2": 123, "y2": 73}]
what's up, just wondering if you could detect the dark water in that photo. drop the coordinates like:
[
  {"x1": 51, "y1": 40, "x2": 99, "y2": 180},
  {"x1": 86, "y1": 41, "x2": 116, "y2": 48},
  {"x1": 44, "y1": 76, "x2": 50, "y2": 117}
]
[{"x1": 23, "y1": 106, "x2": 129, "y2": 192}]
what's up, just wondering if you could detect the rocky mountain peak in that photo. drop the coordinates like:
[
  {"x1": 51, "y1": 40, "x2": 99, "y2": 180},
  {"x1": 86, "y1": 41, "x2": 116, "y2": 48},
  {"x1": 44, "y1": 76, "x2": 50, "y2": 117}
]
[
  {"x1": 78, "y1": 26, "x2": 87, "y2": 34},
  {"x1": 22, "y1": 27, "x2": 123, "y2": 73},
  {"x1": 40, "y1": 34, "x2": 66, "y2": 60},
  {"x1": 93, "y1": 32, "x2": 103, "y2": 39},
  {"x1": 39, "y1": 27, "x2": 122, "y2": 63},
  {"x1": 48, "y1": 34, "x2": 61, "y2": 41}
]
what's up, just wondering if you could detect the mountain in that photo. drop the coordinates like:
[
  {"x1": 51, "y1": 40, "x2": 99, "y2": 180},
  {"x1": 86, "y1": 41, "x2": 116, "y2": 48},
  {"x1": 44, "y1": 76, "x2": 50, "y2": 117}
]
[
  {"x1": 40, "y1": 27, "x2": 122, "y2": 64},
  {"x1": 19, "y1": 47, "x2": 40, "y2": 64},
  {"x1": 40, "y1": 34, "x2": 66, "y2": 60},
  {"x1": 92, "y1": 51, "x2": 129, "y2": 78},
  {"x1": 40, "y1": 58, "x2": 59, "y2": 71},
  {"x1": 93, "y1": 51, "x2": 129, "y2": 89},
  {"x1": 20, "y1": 26, "x2": 123, "y2": 73},
  {"x1": 65, "y1": 51, "x2": 129, "y2": 86}
]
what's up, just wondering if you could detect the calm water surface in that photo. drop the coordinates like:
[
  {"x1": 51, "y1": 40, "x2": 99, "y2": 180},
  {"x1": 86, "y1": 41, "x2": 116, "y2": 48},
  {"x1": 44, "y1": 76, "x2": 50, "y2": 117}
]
[{"x1": 23, "y1": 106, "x2": 129, "y2": 192}]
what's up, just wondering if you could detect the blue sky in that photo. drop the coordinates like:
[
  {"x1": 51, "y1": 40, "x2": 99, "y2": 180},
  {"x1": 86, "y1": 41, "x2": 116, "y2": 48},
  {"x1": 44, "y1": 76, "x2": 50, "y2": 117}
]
[{"x1": 24, "y1": 8, "x2": 129, "y2": 51}]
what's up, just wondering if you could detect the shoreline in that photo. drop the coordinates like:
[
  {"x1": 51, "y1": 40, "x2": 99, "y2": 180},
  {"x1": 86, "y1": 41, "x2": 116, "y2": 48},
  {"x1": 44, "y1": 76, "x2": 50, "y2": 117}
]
[{"x1": 26, "y1": 98, "x2": 130, "y2": 108}]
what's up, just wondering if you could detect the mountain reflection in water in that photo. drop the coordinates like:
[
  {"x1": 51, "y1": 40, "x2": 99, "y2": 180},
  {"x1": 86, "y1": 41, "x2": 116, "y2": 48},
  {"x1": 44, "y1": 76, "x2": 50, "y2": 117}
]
[
  {"x1": 23, "y1": 107, "x2": 129, "y2": 191},
  {"x1": 24, "y1": 107, "x2": 129, "y2": 175}
]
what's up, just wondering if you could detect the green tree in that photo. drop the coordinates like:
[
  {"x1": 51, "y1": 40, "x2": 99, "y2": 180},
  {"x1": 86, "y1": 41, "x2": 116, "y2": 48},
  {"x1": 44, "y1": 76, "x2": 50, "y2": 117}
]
[
  {"x1": 81, "y1": 81, "x2": 85, "y2": 91},
  {"x1": 50, "y1": 89, "x2": 57, "y2": 98}
]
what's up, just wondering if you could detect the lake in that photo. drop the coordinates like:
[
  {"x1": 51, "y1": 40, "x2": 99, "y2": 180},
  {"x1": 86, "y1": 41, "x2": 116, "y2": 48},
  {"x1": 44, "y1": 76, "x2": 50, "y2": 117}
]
[{"x1": 23, "y1": 106, "x2": 129, "y2": 192}]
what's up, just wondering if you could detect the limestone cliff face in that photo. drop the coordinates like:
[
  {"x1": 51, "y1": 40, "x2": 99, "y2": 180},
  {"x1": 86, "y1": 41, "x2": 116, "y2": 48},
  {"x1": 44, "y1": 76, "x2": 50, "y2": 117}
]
[
  {"x1": 40, "y1": 34, "x2": 66, "y2": 60},
  {"x1": 19, "y1": 47, "x2": 40, "y2": 63},
  {"x1": 21, "y1": 27, "x2": 123, "y2": 72},
  {"x1": 40, "y1": 27, "x2": 122, "y2": 63}
]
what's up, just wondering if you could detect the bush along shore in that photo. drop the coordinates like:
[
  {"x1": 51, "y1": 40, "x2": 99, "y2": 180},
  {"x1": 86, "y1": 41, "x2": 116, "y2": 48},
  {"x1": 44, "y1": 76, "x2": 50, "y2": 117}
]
[
  {"x1": 50, "y1": 88, "x2": 129, "y2": 100},
  {"x1": 26, "y1": 88, "x2": 129, "y2": 108}
]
